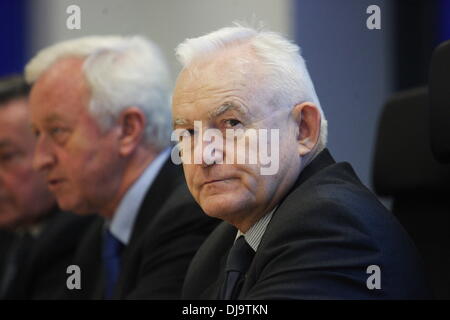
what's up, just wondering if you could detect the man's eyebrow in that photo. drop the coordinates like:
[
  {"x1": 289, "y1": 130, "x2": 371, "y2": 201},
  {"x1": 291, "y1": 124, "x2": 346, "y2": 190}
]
[
  {"x1": 43, "y1": 114, "x2": 64, "y2": 124},
  {"x1": 172, "y1": 102, "x2": 248, "y2": 127},
  {"x1": 208, "y1": 102, "x2": 247, "y2": 120},
  {"x1": 173, "y1": 118, "x2": 191, "y2": 127},
  {"x1": 0, "y1": 140, "x2": 12, "y2": 149}
]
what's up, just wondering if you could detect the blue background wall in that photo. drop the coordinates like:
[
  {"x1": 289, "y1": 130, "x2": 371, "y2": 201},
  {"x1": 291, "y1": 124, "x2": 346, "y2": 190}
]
[
  {"x1": 439, "y1": 0, "x2": 450, "y2": 43},
  {"x1": 0, "y1": 0, "x2": 27, "y2": 77}
]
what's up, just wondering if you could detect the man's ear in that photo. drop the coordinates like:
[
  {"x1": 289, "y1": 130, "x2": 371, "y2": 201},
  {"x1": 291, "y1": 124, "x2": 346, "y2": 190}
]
[
  {"x1": 291, "y1": 102, "x2": 321, "y2": 156},
  {"x1": 117, "y1": 107, "x2": 146, "y2": 156}
]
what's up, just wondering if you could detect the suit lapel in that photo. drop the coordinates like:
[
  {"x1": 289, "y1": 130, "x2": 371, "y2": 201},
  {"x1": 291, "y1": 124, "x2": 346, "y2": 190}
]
[
  {"x1": 239, "y1": 148, "x2": 336, "y2": 298},
  {"x1": 113, "y1": 160, "x2": 184, "y2": 298},
  {"x1": 292, "y1": 148, "x2": 336, "y2": 190},
  {"x1": 16, "y1": 208, "x2": 61, "y2": 296},
  {"x1": 64, "y1": 216, "x2": 104, "y2": 299},
  {"x1": 193, "y1": 223, "x2": 237, "y2": 299}
]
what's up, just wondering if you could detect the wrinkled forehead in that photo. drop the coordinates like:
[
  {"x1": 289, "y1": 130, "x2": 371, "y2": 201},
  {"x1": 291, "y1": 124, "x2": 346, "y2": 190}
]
[
  {"x1": 173, "y1": 49, "x2": 273, "y2": 118},
  {"x1": 0, "y1": 100, "x2": 34, "y2": 146},
  {"x1": 0, "y1": 99, "x2": 29, "y2": 131},
  {"x1": 31, "y1": 57, "x2": 88, "y2": 97},
  {"x1": 0, "y1": 98, "x2": 29, "y2": 122},
  {"x1": 178, "y1": 65, "x2": 250, "y2": 93},
  {"x1": 29, "y1": 57, "x2": 91, "y2": 119}
]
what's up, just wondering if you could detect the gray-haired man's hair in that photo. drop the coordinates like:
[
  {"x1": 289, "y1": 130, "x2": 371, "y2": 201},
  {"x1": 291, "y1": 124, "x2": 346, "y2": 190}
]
[
  {"x1": 176, "y1": 23, "x2": 328, "y2": 156},
  {"x1": 25, "y1": 35, "x2": 172, "y2": 151}
]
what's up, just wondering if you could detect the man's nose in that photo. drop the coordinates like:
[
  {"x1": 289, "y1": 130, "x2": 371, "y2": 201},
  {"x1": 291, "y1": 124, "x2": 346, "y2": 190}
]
[
  {"x1": 33, "y1": 137, "x2": 56, "y2": 172},
  {"x1": 196, "y1": 130, "x2": 224, "y2": 167}
]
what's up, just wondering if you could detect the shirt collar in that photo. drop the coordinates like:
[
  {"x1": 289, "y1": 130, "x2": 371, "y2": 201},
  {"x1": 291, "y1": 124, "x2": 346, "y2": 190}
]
[
  {"x1": 235, "y1": 207, "x2": 276, "y2": 252},
  {"x1": 16, "y1": 223, "x2": 44, "y2": 238},
  {"x1": 108, "y1": 147, "x2": 171, "y2": 245}
]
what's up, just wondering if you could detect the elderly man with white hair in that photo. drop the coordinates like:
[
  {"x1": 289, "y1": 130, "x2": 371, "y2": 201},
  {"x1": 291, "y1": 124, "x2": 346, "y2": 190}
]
[
  {"x1": 26, "y1": 35, "x2": 218, "y2": 299},
  {"x1": 172, "y1": 25, "x2": 431, "y2": 299}
]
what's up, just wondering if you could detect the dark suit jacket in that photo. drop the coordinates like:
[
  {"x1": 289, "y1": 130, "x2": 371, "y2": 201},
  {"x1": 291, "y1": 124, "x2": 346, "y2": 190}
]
[
  {"x1": 0, "y1": 230, "x2": 15, "y2": 278},
  {"x1": 1, "y1": 209, "x2": 95, "y2": 300},
  {"x1": 182, "y1": 149, "x2": 431, "y2": 299},
  {"x1": 65, "y1": 159, "x2": 219, "y2": 299}
]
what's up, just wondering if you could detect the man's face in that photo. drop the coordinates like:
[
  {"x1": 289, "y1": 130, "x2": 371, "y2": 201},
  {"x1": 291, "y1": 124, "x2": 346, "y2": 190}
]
[
  {"x1": 172, "y1": 51, "x2": 302, "y2": 229},
  {"x1": 0, "y1": 98, "x2": 55, "y2": 229},
  {"x1": 30, "y1": 57, "x2": 124, "y2": 215}
]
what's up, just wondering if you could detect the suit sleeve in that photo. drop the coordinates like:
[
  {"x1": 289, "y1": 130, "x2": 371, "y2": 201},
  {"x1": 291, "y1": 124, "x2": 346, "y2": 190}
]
[{"x1": 126, "y1": 202, "x2": 218, "y2": 299}]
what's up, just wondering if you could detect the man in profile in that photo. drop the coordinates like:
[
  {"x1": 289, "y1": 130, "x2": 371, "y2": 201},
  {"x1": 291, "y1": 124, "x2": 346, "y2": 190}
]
[
  {"x1": 172, "y1": 25, "x2": 431, "y2": 299},
  {"x1": 26, "y1": 36, "x2": 218, "y2": 299},
  {"x1": 0, "y1": 74, "x2": 94, "y2": 299}
]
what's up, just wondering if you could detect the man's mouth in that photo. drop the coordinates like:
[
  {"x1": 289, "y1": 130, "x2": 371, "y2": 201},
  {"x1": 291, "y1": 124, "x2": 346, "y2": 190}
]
[
  {"x1": 203, "y1": 178, "x2": 236, "y2": 186},
  {"x1": 48, "y1": 178, "x2": 66, "y2": 189}
]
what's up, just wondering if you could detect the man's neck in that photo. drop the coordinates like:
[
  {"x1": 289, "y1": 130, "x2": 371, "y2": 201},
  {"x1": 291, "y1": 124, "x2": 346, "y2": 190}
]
[{"x1": 100, "y1": 147, "x2": 158, "y2": 219}]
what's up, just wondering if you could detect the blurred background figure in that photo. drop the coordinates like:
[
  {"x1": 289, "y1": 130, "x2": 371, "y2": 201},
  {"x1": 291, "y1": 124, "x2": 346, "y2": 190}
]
[
  {"x1": 26, "y1": 35, "x2": 218, "y2": 299},
  {"x1": 0, "y1": 74, "x2": 95, "y2": 299},
  {"x1": 0, "y1": 76, "x2": 53, "y2": 230}
]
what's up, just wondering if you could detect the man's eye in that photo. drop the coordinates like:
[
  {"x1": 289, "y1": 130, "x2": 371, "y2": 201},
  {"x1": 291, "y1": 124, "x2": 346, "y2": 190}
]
[
  {"x1": 50, "y1": 127, "x2": 63, "y2": 135},
  {"x1": 224, "y1": 119, "x2": 242, "y2": 128},
  {"x1": 186, "y1": 128, "x2": 195, "y2": 136},
  {"x1": 0, "y1": 152, "x2": 18, "y2": 163},
  {"x1": 49, "y1": 127, "x2": 70, "y2": 144},
  {"x1": 33, "y1": 129, "x2": 40, "y2": 138}
]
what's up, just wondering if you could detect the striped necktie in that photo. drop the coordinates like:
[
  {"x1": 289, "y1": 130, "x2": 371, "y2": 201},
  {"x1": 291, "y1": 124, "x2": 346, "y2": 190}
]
[{"x1": 220, "y1": 236, "x2": 255, "y2": 300}]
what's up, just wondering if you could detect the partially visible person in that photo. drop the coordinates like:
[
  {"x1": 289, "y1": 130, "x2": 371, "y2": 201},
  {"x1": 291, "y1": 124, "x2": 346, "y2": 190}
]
[
  {"x1": 0, "y1": 75, "x2": 95, "y2": 299},
  {"x1": 26, "y1": 36, "x2": 219, "y2": 299}
]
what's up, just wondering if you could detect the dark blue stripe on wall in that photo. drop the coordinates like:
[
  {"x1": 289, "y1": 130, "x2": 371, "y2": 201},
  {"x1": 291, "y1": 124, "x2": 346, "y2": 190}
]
[
  {"x1": 439, "y1": 0, "x2": 450, "y2": 43},
  {"x1": 0, "y1": 0, "x2": 27, "y2": 77}
]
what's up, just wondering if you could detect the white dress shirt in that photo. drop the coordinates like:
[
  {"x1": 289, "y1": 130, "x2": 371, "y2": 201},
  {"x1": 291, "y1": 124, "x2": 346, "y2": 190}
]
[
  {"x1": 235, "y1": 207, "x2": 277, "y2": 252},
  {"x1": 108, "y1": 147, "x2": 171, "y2": 245}
]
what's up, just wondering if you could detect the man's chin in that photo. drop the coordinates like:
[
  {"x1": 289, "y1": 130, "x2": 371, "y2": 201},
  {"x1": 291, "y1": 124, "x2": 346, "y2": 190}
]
[
  {"x1": 0, "y1": 207, "x2": 21, "y2": 229},
  {"x1": 200, "y1": 194, "x2": 247, "y2": 221},
  {"x1": 56, "y1": 197, "x2": 89, "y2": 215},
  {"x1": 0, "y1": 218, "x2": 20, "y2": 229}
]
